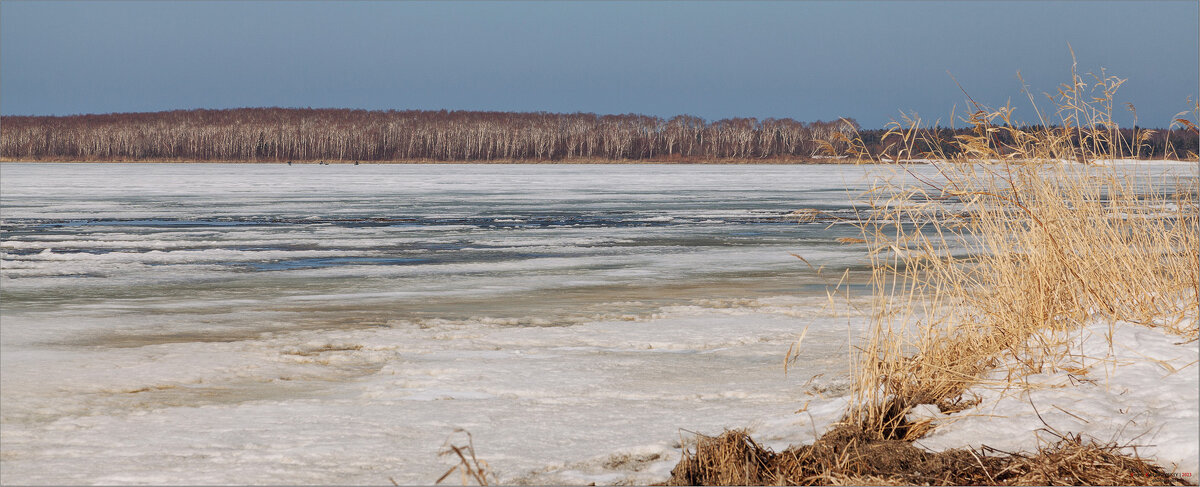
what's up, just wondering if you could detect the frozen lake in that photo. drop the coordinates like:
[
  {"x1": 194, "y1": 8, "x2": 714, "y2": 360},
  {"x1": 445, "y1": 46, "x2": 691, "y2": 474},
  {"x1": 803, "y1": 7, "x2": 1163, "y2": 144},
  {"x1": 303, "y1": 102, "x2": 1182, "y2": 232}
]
[{"x1": 2, "y1": 162, "x2": 1189, "y2": 484}]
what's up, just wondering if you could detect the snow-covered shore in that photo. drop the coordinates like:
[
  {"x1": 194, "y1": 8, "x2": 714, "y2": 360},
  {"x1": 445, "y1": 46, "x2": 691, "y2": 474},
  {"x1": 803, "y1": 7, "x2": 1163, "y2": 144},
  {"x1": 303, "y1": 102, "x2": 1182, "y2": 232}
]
[
  {"x1": 914, "y1": 319, "x2": 1199, "y2": 481},
  {"x1": 519, "y1": 318, "x2": 1200, "y2": 485}
]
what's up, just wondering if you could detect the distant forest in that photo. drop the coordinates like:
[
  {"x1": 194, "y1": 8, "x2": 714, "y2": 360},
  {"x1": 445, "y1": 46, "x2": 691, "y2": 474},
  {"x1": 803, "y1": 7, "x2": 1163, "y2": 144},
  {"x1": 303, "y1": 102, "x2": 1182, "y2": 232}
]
[{"x1": 1, "y1": 108, "x2": 1195, "y2": 162}]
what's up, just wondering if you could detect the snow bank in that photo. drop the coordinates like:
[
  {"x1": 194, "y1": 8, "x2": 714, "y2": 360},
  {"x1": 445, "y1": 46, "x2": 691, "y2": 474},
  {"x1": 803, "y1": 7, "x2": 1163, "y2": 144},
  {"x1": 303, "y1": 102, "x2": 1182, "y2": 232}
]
[{"x1": 914, "y1": 320, "x2": 1199, "y2": 482}]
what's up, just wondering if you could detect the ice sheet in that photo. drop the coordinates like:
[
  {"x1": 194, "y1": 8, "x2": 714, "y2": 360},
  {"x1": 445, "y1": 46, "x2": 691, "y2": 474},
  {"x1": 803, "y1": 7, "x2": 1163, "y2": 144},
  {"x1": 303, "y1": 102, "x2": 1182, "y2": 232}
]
[{"x1": 2, "y1": 161, "x2": 1194, "y2": 484}]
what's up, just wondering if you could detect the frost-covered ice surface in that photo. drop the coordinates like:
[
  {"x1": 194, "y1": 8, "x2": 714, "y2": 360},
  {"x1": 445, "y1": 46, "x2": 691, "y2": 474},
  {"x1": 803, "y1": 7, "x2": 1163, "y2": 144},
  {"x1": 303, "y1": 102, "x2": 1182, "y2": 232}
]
[
  {"x1": 0, "y1": 307, "x2": 860, "y2": 485},
  {"x1": 1, "y1": 162, "x2": 1195, "y2": 485},
  {"x1": 1, "y1": 163, "x2": 878, "y2": 485},
  {"x1": 913, "y1": 319, "x2": 1200, "y2": 481}
]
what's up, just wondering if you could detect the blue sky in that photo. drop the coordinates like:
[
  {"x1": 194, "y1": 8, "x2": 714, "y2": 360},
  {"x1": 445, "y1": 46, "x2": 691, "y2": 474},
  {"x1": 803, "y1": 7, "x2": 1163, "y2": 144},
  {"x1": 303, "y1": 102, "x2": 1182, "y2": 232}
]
[{"x1": 1, "y1": 1, "x2": 1196, "y2": 128}]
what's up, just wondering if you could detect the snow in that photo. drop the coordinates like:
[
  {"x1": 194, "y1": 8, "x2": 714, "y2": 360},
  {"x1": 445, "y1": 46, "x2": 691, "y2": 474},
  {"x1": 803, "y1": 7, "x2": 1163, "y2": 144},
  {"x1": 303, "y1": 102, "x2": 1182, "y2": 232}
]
[
  {"x1": 915, "y1": 320, "x2": 1199, "y2": 481},
  {"x1": 0, "y1": 301, "x2": 867, "y2": 485}
]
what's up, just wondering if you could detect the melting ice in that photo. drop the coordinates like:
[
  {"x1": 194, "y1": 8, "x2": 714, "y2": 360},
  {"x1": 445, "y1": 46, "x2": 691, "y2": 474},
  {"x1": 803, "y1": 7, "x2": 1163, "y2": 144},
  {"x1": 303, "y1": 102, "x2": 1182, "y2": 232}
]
[{"x1": 2, "y1": 162, "x2": 1194, "y2": 484}]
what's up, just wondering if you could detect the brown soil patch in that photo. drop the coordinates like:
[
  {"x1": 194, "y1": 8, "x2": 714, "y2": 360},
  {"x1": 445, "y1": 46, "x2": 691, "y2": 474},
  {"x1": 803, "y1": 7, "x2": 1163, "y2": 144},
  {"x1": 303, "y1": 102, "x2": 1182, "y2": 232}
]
[{"x1": 668, "y1": 426, "x2": 1188, "y2": 486}]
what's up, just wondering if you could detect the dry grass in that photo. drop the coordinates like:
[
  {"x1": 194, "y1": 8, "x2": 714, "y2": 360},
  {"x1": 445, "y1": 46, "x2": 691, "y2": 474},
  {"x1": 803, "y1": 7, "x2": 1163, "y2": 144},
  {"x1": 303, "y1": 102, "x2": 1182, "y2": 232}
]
[
  {"x1": 843, "y1": 60, "x2": 1199, "y2": 432},
  {"x1": 669, "y1": 427, "x2": 1190, "y2": 486},
  {"x1": 429, "y1": 429, "x2": 495, "y2": 486}
]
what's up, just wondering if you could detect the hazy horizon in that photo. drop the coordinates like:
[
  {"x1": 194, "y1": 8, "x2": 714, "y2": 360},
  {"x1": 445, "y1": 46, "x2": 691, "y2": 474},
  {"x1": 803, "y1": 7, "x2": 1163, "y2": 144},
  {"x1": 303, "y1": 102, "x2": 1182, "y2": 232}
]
[{"x1": 2, "y1": 1, "x2": 1197, "y2": 129}]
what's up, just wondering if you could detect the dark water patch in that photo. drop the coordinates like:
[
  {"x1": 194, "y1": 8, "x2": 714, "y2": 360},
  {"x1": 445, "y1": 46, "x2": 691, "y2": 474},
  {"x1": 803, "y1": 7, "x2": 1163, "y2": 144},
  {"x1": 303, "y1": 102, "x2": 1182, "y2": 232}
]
[
  {"x1": 47, "y1": 272, "x2": 109, "y2": 279},
  {"x1": 246, "y1": 256, "x2": 431, "y2": 271},
  {"x1": 1, "y1": 248, "x2": 49, "y2": 256},
  {"x1": 32, "y1": 219, "x2": 270, "y2": 229},
  {"x1": 2, "y1": 247, "x2": 170, "y2": 256},
  {"x1": 422, "y1": 242, "x2": 470, "y2": 251},
  {"x1": 3, "y1": 210, "x2": 862, "y2": 233}
]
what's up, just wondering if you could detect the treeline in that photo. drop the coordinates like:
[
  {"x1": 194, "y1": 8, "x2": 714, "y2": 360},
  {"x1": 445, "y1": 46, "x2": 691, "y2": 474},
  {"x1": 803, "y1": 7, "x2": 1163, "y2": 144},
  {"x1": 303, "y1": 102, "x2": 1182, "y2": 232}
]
[
  {"x1": 2, "y1": 108, "x2": 1193, "y2": 162},
  {"x1": 855, "y1": 125, "x2": 1198, "y2": 160},
  {"x1": 0, "y1": 108, "x2": 860, "y2": 162}
]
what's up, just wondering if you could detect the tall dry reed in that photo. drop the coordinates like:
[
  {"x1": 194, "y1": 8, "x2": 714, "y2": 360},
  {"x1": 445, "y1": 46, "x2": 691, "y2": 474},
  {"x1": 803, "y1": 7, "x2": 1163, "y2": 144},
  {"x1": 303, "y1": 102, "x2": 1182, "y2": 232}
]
[{"x1": 841, "y1": 62, "x2": 1199, "y2": 434}]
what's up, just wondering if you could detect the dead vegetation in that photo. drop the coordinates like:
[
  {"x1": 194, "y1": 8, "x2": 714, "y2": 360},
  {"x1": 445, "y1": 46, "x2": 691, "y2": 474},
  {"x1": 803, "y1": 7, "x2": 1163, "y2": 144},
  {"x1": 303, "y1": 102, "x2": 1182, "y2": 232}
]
[
  {"x1": 845, "y1": 56, "x2": 1199, "y2": 438},
  {"x1": 669, "y1": 426, "x2": 1189, "y2": 486},
  {"x1": 669, "y1": 60, "x2": 1199, "y2": 485},
  {"x1": 430, "y1": 429, "x2": 496, "y2": 486}
]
